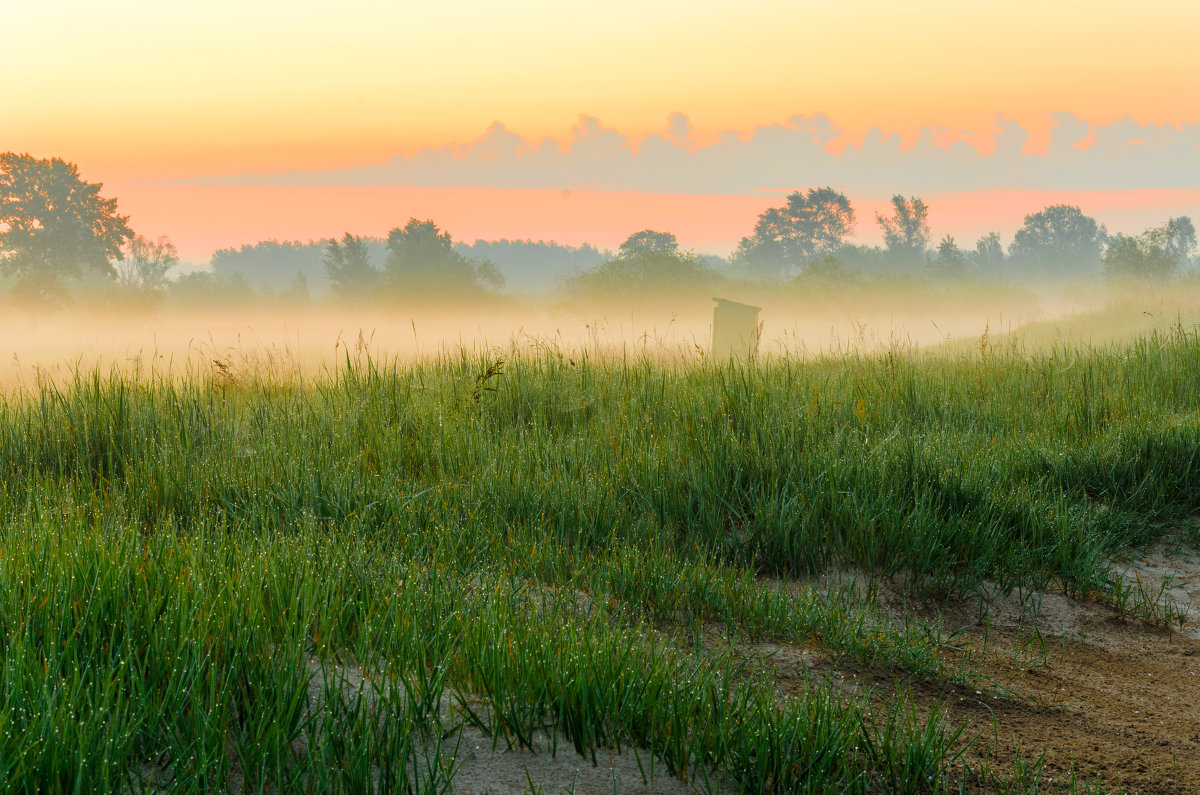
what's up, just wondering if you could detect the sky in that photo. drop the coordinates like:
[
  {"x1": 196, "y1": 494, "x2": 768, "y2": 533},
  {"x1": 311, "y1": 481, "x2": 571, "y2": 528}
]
[{"x1": 4, "y1": 0, "x2": 1199, "y2": 262}]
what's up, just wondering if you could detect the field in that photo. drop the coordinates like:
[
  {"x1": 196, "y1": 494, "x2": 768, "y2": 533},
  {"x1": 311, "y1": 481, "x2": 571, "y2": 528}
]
[{"x1": 2, "y1": 304, "x2": 1200, "y2": 792}]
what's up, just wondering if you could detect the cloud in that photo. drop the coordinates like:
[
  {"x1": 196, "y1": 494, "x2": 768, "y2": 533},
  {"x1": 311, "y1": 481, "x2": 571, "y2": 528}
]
[{"x1": 170, "y1": 112, "x2": 1200, "y2": 195}]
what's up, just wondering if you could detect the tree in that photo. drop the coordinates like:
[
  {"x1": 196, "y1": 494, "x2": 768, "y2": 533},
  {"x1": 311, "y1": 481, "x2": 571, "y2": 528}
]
[
  {"x1": 972, "y1": 232, "x2": 1005, "y2": 274},
  {"x1": 929, "y1": 235, "x2": 967, "y2": 280},
  {"x1": 385, "y1": 218, "x2": 503, "y2": 296},
  {"x1": 876, "y1": 195, "x2": 930, "y2": 268},
  {"x1": 0, "y1": 152, "x2": 133, "y2": 303},
  {"x1": 569, "y1": 229, "x2": 717, "y2": 300},
  {"x1": 323, "y1": 233, "x2": 379, "y2": 299},
  {"x1": 1151, "y1": 216, "x2": 1196, "y2": 267},
  {"x1": 1102, "y1": 219, "x2": 1191, "y2": 284},
  {"x1": 116, "y1": 235, "x2": 178, "y2": 299},
  {"x1": 619, "y1": 230, "x2": 678, "y2": 257},
  {"x1": 733, "y1": 188, "x2": 856, "y2": 279},
  {"x1": 1008, "y1": 205, "x2": 1106, "y2": 278}
]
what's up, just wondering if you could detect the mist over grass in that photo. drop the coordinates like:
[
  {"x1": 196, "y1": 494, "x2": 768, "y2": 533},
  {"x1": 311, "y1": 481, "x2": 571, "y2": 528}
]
[{"x1": 10, "y1": 267, "x2": 1200, "y2": 394}]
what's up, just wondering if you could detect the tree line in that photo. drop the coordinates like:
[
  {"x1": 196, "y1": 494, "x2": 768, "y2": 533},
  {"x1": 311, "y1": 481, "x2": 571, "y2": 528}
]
[
  {"x1": 2, "y1": 152, "x2": 1196, "y2": 309},
  {"x1": 733, "y1": 189, "x2": 1196, "y2": 285}
]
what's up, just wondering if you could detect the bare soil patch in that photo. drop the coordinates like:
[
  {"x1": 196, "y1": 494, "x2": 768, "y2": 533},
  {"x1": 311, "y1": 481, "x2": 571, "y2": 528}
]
[
  {"x1": 722, "y1": 546, "x2": 1200, "y2": 793},
  {"x1": 431, "y1": 541, "x2": 1200, "y2": 792}
]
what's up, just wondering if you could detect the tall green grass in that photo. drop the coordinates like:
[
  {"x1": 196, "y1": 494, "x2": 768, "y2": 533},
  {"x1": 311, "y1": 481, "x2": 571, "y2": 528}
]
[{"x1": 0, "y1": 325, "x2": 1197, "y2": 790}]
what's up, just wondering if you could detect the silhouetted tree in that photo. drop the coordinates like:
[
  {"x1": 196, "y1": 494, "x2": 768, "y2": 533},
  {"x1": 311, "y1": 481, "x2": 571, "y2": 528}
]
[
  {"x1": 1008, "y1": 205, "x2": 1106, "y2": 278},
  {"x1": 0, "y1": 152, "x2": 133, "y2": 304},
  {"x1": 569, "y1": 230, "x2": 717, "y2": 300},
  {"x1": 929, "y1": 235, "x2": 967, "y2": 280},
  {"x1": 619, "y1": 230, "x2": 678, "y2": 257},
  {"x1": 1156, "y1": 216, "x2": 1197, "y2": 266},
  {"x1": 972, "y1": 232, "x2": 1005, "y2": 274},
  {"x1": 733, "y1": 188, "x2": 856, "y2": 279},
  {"x1": 1103, "y1": 236, "x2": 1174, "y2": 284},
  {"x1": 116, "y1": 235, "x2": 178, "y2": 302},
  {"x1": 876, "y1": 195, "x2": 930, "y2": 268},
  {"x1": 323, "y1": 233, "x2": 379, "y2": 299},
  {"x1": 385, "y1": 219, "x2": 502, "y2": 297},
  {"x1": 1102, "y1": 219, "x2": 1193, "y2": 284}
]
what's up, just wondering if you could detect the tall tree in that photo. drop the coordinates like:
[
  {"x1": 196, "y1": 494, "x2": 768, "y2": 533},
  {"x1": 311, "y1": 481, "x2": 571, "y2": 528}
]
[
  {"x1": 929, "y1": 235, "x2": 967, "y2": 280},
  {"x1": 972, "y1": 232, "x2": 1005, "y2": 274},
  {"x1": 385, "y1": 218, "x2": 503, "y2": 295},
  {"x1": 569, "y1": 230, "x2": 716, "y2": 301},
  {"x1": 1008, "y1": 205, "x2": 1106, "y2": 278},
  {"x1": 619, "y1": 230, "x2": 678, "y2": 257},
  {"x1": 0, "y1": 152, "x2": 133, "y2": 304},
  {"x1": 876, "y1": 195, "x2": 930, "y2": 267},
  {"x1": 323, "y1": 233, "x2": 379, "y2": 299},
  {"x1": 733, "y1": 188, "x2": 855, "y2": 279},
  {"x1": 1153, "y1": 216, "x2": 1196, "y2": 266},
  {"x1": 1102, "y1": 218, "x2": 1194, "y2": 284},
  {"x1": 1102, "y1": 235, "x2": 1175, "y2": 284},
  {"x1": 116, "y1": 235, "x2": 178, "y2": 300}
]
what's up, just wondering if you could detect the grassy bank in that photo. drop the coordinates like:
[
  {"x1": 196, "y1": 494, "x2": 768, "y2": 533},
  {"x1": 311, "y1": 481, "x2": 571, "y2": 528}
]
[{"x1": 1, "y1": 326, "x2": 1198, "y2": 791}]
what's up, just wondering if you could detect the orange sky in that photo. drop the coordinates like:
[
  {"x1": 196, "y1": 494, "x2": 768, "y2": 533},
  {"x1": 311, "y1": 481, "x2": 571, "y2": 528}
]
[
  {"x1": 4, "y1": 0, "x2": 1199, "y2": 259},
  {"x1": 111, "y1": 183, "x2": 1200, "y2": 264}
]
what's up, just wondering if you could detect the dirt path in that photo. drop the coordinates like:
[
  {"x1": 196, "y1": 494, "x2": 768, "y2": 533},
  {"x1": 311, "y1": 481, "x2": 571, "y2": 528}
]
[
  {"x1": 740, "y1": 546, "x2": 1200, "y2": 792},
  {"x1": 938, "y1": 545, "x2": 1200, "y2": 793}
]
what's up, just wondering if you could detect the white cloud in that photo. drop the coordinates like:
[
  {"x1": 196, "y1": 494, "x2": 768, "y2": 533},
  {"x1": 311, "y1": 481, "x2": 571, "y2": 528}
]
[{"x1": 168, "y1": 112, "x2": 1200, "y2": 195}]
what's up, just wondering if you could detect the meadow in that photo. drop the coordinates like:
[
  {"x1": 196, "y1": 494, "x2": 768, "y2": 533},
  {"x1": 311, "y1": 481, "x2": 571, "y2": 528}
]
[{"x1": 1, "y1": 309, "x2": 1199, "y2": 792}]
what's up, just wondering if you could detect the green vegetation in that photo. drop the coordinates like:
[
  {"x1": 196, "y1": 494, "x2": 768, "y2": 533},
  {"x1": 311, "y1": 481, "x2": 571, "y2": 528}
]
[
  {"x1": 565, "y1": 229, "x2": 720, "y2": 303},
  {"x1": 0, "y1": 152, "x2": 133, "y2": 306},
  {"x1": 1, "y1": 325, "x2": 1199, "y2": 791}
]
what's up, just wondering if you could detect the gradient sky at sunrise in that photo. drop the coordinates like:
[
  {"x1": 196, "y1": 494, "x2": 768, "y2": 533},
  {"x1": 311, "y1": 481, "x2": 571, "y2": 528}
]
[{"x1": 5, "y1": 0, "x2": 1199, "y2": 261}]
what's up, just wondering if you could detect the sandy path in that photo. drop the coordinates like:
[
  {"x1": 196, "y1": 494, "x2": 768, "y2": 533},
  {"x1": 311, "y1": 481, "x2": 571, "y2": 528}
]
[{"x1": 739, "y1": 545, "x2": 1200, "y2": 792}]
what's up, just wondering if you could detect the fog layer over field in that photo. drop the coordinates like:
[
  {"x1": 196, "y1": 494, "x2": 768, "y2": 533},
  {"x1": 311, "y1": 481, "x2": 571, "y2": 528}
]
[{"x1": 0, "y1": 288, "x2": 1054, "y2": 389}]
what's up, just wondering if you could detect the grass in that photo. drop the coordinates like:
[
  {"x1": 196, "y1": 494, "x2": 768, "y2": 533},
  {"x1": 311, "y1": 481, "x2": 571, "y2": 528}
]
[{"x1": 1, "y1": 322, "x2": 1199, "y2": 791}]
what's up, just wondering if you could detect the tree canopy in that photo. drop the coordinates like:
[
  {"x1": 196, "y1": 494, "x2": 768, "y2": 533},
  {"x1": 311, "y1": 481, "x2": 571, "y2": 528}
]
[
  {"x1": 1102, "y1": 217, "x2": 1195, "y2": 284},
  {"x1": 1008, "y1": 204, "x2": 1106, "y2": 278},
  {"x1": 733, "y1": 188, "x2": 856, "y2": 279},
  {"x1": 972, "y1": 232, "x2": 1005, "y2": 274},
  {"x1": 0, "y1": 152, "x2": 133, "y2": 303},
  {"x1": 876, "y1": 195, "x2": 930, "y2": 268},
  {"x1": 568, "y1": 229, "x2": 716, "y2": 300},
  {"x1": 116, "y1": 235, "x2": 178, "y2": 301},
  {"x1": 323, "y1": 233, "x2": 380, "y2": 300},
  {"x1": 1154, "y1": 216, "x2": 1197, "y2": 266},
  {"x1": 384, "y1": 219, "x2": 503, "y2": 297},
  {"x1": 928, "y1": 235, "x2": 967, "y2": 280},
  {"x1": 619, "y1": 230, "x2": 679, "y2": 257}
]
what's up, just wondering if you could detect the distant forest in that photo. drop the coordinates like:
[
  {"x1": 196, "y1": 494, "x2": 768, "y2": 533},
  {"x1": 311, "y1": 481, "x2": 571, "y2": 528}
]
[
  {"x1": 1, "y1": 152, "x2": 1197, "y2": 309},
  {"x1": 209, "y1": 238, "x2": 614, "y2": 296}
]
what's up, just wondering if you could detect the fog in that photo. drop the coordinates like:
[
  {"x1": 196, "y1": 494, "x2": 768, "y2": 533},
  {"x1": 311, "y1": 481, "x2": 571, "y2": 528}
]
[{"x1": 0, "y1": 282, "x2": 1125, "y2": 392}]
